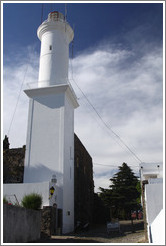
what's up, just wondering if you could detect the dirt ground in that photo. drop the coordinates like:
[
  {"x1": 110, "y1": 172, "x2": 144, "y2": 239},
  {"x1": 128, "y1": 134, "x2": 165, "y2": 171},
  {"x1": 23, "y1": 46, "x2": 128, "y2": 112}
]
[{"x1": 34, "y1": 220, "x2": 147, "y2": 243}]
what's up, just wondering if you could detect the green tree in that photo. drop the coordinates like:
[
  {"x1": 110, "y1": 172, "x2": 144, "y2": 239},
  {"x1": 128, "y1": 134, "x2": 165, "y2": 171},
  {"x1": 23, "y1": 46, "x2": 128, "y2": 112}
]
[
  {"x1": 136, "y1": 181, "x2": 142, "y2": 204},
  {"x1": 99, "y1": 163, "x2": 141, "y2": 223},
  {"x1": 93, "y1": 193, "x2": 110, "y2": 224},
  {"x1": 3, "y1": 135, "x2": 10, "y2": 150}
]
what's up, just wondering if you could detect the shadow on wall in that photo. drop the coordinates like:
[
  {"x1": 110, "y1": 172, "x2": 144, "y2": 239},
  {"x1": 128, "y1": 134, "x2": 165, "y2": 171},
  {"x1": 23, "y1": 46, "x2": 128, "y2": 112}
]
[
  {"x1": 24, "y1": 164, "x2": 63, "y2": 185},
  {"x1": 33, "y1": 93, "x2": 65, "y2": 109}
]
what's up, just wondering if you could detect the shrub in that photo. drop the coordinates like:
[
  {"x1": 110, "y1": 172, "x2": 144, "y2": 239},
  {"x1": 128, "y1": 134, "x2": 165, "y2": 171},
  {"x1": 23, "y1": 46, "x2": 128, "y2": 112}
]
[
  {"x1": 21, "y1": 193, "x2": 42, "y2": 210},
  {"x1": 3, "y1": 197, "x2": 8, "y2": 204}
]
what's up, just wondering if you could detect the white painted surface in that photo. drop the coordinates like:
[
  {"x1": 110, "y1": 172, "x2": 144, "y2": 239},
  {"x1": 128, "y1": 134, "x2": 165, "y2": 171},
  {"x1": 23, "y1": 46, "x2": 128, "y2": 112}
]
[
  {"x1": 23, "y1": 11, "x2": 78, "y2": 234},
  {"x1": 140, "y1": 163, "x2": 164, "y2": 244},
  {"x1": 23, "y1": 85, "x2": 78, "y2": 185},
  {"x1": 139, "y1": 162, "x2": 163, "y2": 181},
  {"x1": 49, "y1": 181, "x2": 62, "y2": 208},
  {"x1": 63, "y1": 94, "x2": 75, "y2": 233},
  {"x1": 23, "y1": 85, "x2": 78, "y2": 233},
  {"x1": 145, "y1": 182, "x2": 163, "y2": 225},
  {"x1": 37, "y1": 12, "x2": 74, "y2": 87},
  {"x1": 149, "y1": 178, "x2": 163, "y2": 184},
  {"x1": 3, "y1": 182, "x2": 50, "y2": 206},
  {"x1": 150, "y1": 209, "x2": 165, "y2": 244},
  {"x1": 24, "y1": 93, "x2": 65, "y2": 184},
  {"x1": 3, "y1": 181, "x2": 63, "y2": 210}
]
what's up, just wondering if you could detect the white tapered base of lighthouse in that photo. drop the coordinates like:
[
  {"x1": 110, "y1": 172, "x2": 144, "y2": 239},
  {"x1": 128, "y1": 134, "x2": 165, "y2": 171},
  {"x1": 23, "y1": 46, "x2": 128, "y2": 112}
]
[{"x1": 23, "y1": 84, "x2": 78, "y2": 233}]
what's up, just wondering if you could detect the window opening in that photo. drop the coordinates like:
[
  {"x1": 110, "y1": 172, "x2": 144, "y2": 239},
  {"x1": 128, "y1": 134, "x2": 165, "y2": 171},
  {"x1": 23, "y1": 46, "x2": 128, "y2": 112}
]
[
  {"x1": 70, "y1": 167, "x2": 71, "y2": 179},
  {"x1": 70, "y1": 146, "x2": 73, "y2": 160},
  {"x1": 76, "y1": 157, "x2": 79, "y2": 168}
]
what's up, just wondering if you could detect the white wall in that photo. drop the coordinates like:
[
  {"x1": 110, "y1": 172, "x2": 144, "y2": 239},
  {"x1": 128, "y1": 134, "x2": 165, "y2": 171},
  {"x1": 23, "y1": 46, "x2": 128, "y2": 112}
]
[
  {"x1": 24, "y1": 90, "x2": 65, "y2": 186},
  {"x1": 150, "y1": 209, "x2": 165, "y2": 244},
  {"x1": 3, "y1": 182, "x2": 62, "y2": 208},
  {"x1": 144, "y1": 181, "x2": 164, "y2": 244},
  {"x1": 23, "y1": 85, "x2": 78, "y2": 234},
  {"x1": 3, "y1": 182, "x2": 50, "y2": 206},
  {"x1": 145, "y1": 182, "x2": 163, "y2": 225},
  {"x1": 140, "y1": 162, "x2": 163, "y2": 181},
  {"x1": 139, "y1": 163, "x2": 164, "y2": 244},
  {"x1": 63, "y1": 93, "x2": 75, "y2": 233}
]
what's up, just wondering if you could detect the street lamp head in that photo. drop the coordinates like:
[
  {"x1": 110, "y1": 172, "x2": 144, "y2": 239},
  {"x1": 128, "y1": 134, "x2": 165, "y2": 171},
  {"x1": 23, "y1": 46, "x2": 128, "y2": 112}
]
[{"x1": 51, "y1": 174, "x2": 57, "y2": 183}]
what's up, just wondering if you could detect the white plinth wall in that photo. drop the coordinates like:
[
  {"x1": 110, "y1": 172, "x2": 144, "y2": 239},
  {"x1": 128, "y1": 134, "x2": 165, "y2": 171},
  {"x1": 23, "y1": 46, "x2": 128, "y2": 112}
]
[{"x1": 23, "y1": 85, "x2": 78, "y2": 233}]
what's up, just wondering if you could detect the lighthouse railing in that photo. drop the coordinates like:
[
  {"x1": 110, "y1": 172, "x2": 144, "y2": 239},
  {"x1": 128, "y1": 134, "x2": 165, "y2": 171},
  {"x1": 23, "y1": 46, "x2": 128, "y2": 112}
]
[
  {"x1": 26, "y1": 78, "x2": 70, "y2": 89},
  {"x1": 25, "y1": 79, "x2": 77, "y2": 99}
]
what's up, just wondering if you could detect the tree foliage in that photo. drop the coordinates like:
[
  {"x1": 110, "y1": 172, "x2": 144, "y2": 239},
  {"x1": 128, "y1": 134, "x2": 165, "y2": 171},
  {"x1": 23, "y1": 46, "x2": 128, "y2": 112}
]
[
  {"x1": 93, "y1": 193, "x2": 110, "y2": 224},
  {"x1": 3, "y1": 135, "x2": 10, "y2": 150},
  {"x1": 99, "y1": 163, "x2": 141, "y2": 220}
]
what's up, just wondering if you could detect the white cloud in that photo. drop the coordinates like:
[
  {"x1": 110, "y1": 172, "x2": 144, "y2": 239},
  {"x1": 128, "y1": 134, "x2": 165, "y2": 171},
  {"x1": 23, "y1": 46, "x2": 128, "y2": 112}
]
[
  {"x1": 3, "y1": 46, "x2": 39, "y2": 147},
  {"x1": 70, "y1": 44, "x2": 163, "y2": 191},
  {"x1": 3, "y1": 41, "x2": 163, "y2": 192}
]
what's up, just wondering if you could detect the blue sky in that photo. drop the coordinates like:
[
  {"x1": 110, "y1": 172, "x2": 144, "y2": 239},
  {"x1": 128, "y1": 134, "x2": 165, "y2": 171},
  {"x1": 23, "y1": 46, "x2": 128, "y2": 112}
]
[
  {"x1": 2, "y1": 2, "x2": 164, "y2": 191},
  {"x1": 3, "y1": 3, "x2": 163, "y2": 57}
]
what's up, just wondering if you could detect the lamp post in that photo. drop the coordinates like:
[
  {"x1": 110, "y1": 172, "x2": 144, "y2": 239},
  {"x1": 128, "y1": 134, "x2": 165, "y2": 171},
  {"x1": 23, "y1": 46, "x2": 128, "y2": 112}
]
[
  {"x1": 51, "y1": 174, "x2": 57, "y2": 184},
  {"x1": 49, "y1": 174, "x2": 57, "y2": 203},
  {"x1": 50, "y1": 186, "x2": 55, "y2": 196}
]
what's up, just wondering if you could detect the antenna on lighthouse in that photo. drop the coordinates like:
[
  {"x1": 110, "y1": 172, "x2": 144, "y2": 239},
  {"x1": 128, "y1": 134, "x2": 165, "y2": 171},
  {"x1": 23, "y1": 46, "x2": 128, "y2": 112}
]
[
  {"x1": 64, "y1": 3, "x2": 67, "y2": 32},
  {"x1": 65, "y1": 3, "x2": 67, "y2": 21},
  {"x1": 72, "y1": 24, "x2": 75, "y2": 59},
  {"x1": 41, "y1": 3, "x2": 44, "y2": 24},
  {"x1": 50, "y1": 3, "x2": 54, "y2": 12}
]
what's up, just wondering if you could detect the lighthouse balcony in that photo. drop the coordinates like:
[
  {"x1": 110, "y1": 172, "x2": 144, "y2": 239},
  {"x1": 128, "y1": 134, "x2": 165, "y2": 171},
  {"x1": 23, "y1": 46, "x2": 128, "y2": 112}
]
[
  {"x1": 25, "y1": 79, "x2": 78, "y2": 108},
  {"x1": 26, "y1": 78, "x2": 71, "y2": 89}
]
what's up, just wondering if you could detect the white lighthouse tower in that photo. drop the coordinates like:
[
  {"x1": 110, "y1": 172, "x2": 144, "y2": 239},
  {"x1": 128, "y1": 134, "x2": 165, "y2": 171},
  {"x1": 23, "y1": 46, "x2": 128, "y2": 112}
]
[
  {"x1": 37, "y1": 11, "x2": 73, "y2": 87},
  {"x1": 23, "y1": 11, "x2": 78, "y2": 233}
]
